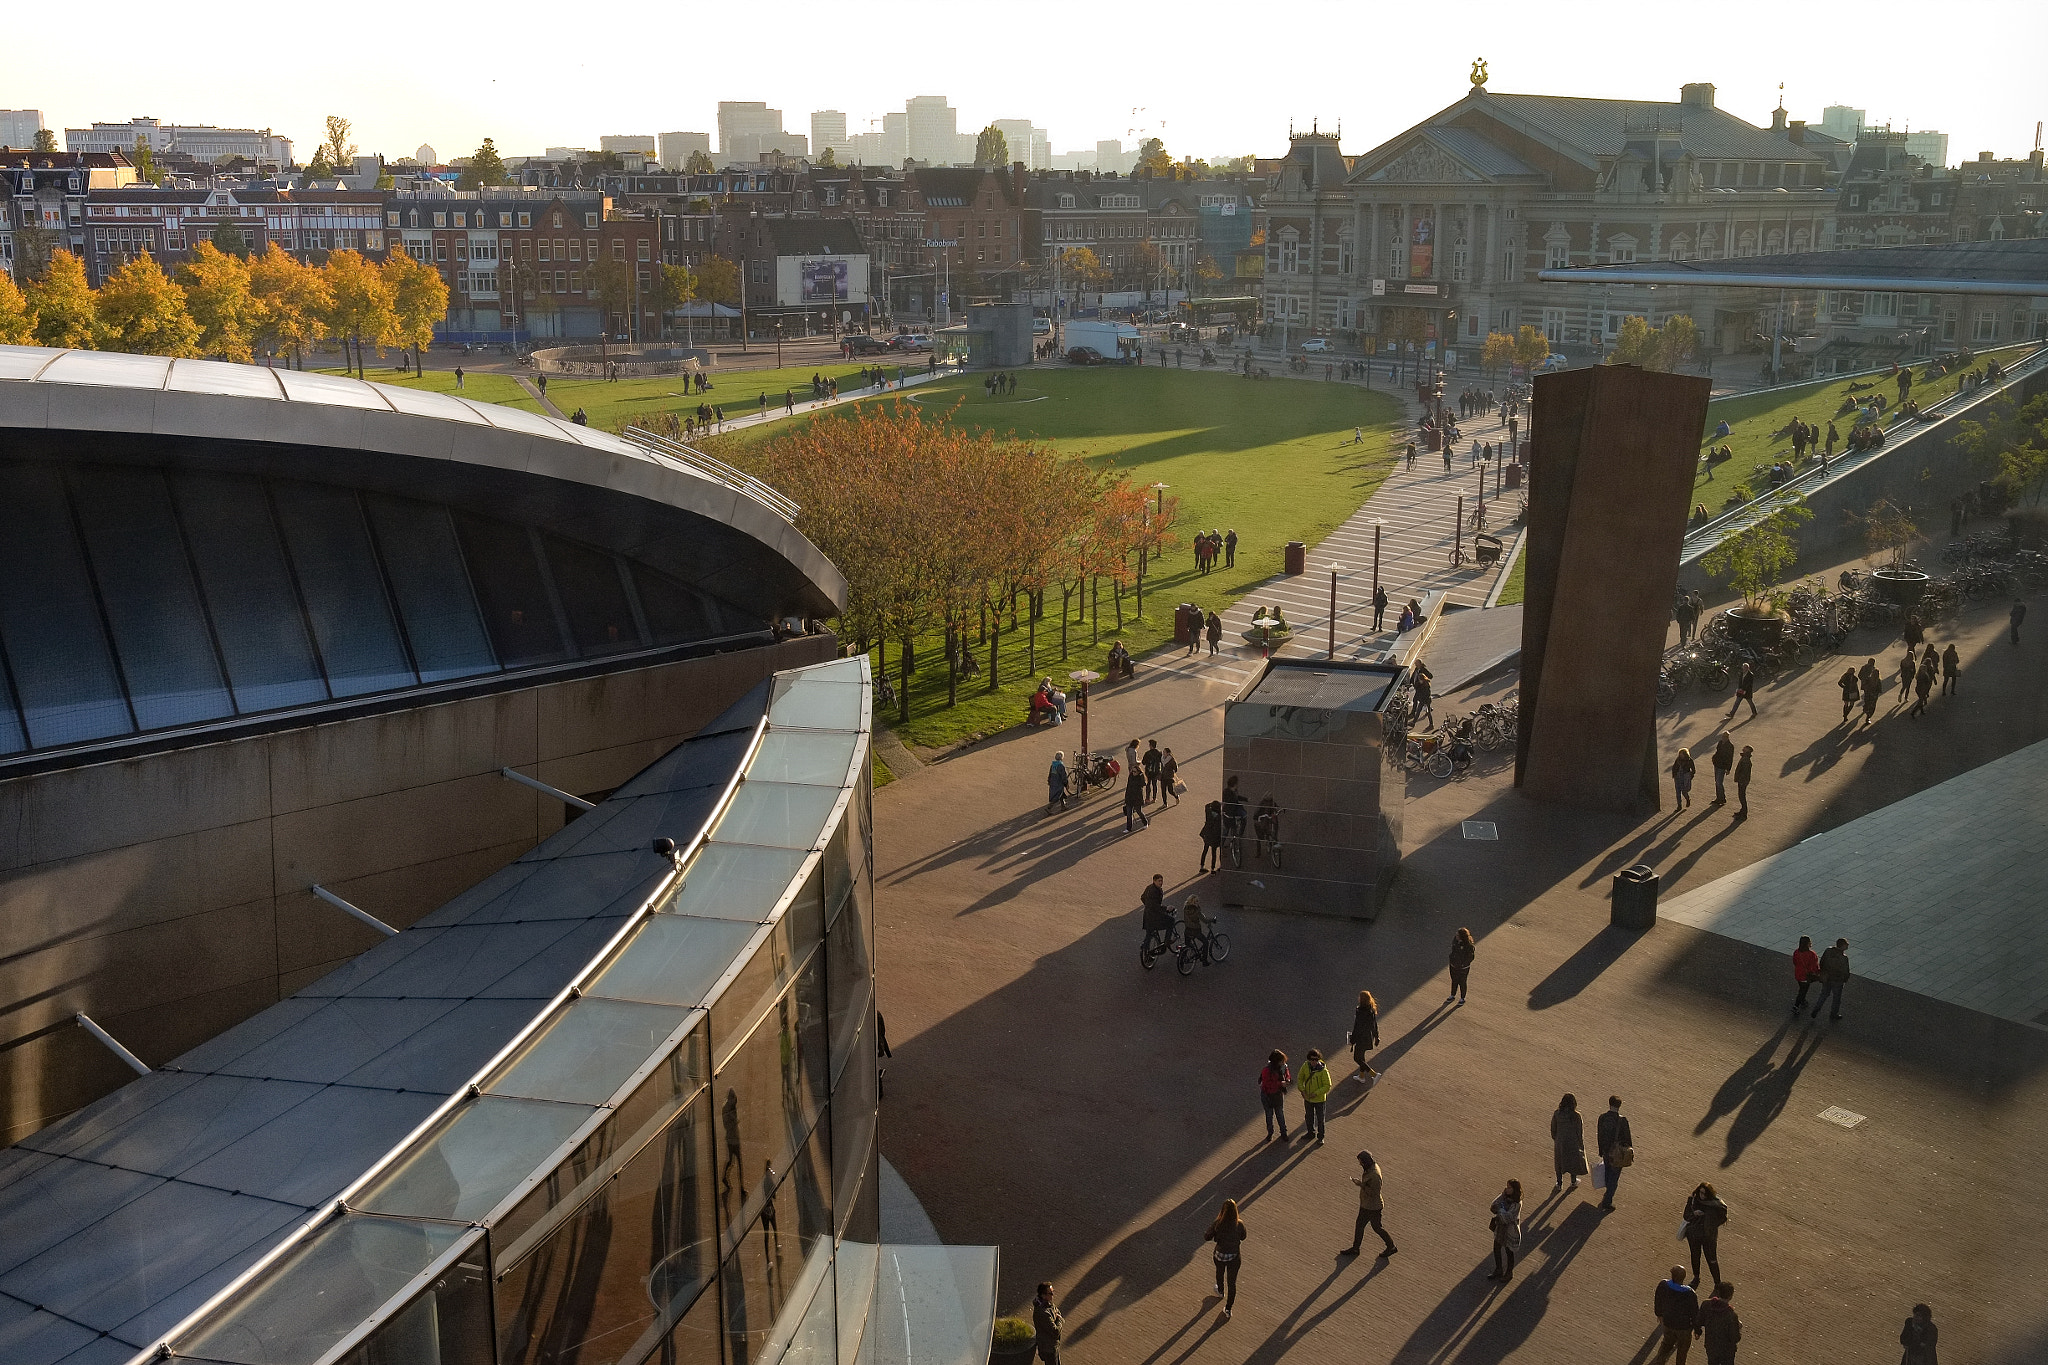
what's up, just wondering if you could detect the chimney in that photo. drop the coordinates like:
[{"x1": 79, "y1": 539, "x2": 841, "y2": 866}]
[
  {"x1": 1770, "y1": 106, "x2": 1787, "y2": 132},
  {"x1": 1788, "y1": 120, "x2": 1808, "y2": 143},
  {"x1": 1679, "y1": 83, "x2": 1716, "y2": 109},
  {"x1": 1012, "y1": 159, "x2": 1026, "y2": 201}
]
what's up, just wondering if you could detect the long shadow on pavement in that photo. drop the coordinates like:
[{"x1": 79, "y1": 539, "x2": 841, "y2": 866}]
[{"x1": 1527, "y1": 925, "x2": 1647, "y2": 1011}]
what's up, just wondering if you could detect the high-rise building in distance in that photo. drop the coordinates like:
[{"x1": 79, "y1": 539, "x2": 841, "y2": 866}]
[
  {"x1": 992, "y1": 119, "x2": 1051, "y2": 170},
  {"x1": 718, "y1": 101, "x2": 806, "y2": 161},
  {"x1": 659, "y1": 131, "x2": 711, "y2": 168},
  {"x1": 905, "y1": 95, "x2": 958, "y2": 165},
  {"x1": 811, "y1": 110, "x2": 849, "y2": 158},
  {"x1": 0, "y1": 110, "x2": 44, "y2": 148},
  {"x1": 1820, "y1": 104, "x2": 1866, "y2": 142},
  {"x1": 599, "y1": 134, "x2": 657, "y2": 155}
]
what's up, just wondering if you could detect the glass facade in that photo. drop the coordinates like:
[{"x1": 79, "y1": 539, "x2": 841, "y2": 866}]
[
  {"x1": 153, "y1": 656, "x2": 882, "y2": 1365},
  {"x1": 0, "y1": 461, "x2": 761, "y2": 761}
]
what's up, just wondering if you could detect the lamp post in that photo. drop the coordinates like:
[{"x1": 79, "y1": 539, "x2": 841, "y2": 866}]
[
  {"x1": 1368, "y1": 519, "x2": 1384, "y2": 602},
  {"x1": 1070, "y1": 668, "x2": 1101, "y2": 772},
  {"x1": 1327, "y1": 564, "x2": 1347, "y2": 659},
  {"x1": 1150, "y1": 482, "x2": 1169, "y2": 560}
]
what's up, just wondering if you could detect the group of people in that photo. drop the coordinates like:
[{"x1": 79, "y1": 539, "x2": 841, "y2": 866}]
[
  {"x1": 1668, "y1": 733, "x2": 1752, "y2": 815},
  {"x1": 982, "y1": 371, "x2": 1021, "y2": 397},
  {"x1": 1456, "y1": 387, "x2": 1500, "y2": 420},
  {"x1": 1840, "y1": 632, "x2": 1962, "y2": 726},
  {"x1": 1193, "y1": 529, "x2": 1237, "y2": 573},
  {"x1": 1183, "y1": 609, "x2": 1225, "y2": 657},
  {"x1": 1672, "y1": 590, "x2": 1708, "y2": 644},
  {"x1": 1026, "y1": 677, "x2": 1071, "y2": 728}
]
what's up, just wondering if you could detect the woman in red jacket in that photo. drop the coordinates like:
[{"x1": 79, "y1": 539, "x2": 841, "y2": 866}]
[{"x1": 1791, "y1": 936, "x2": 1821, "y2": 1014}]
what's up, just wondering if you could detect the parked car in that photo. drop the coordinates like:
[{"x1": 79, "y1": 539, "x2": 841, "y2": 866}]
[
  {"x1": 1033, "y1": 317, "x2": 1053, "y2": 336},
  {"x1": 1066, "y1": 346, "x2": 1108, "y2": 365},
  {"x1": 1300, "y1": 337, "x2": 1332, "y2": 354},
  {"x1": 889, "y1": 333, "x2": 932, "y2": 353},
  {"x1": 1165, "y1": 322, "x2": 1197, "y2": 342},
  {"x1": 845, "y1": 335, "x2": 891, "y2": 355},
  {"x1": 1538, "y1": 353, "x2": 1569, "y2": 370}
]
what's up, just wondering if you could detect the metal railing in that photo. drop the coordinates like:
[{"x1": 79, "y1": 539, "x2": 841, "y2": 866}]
[
  {"x1": 1679, "y1": 343, "x2": 2048, "y2": 564},
  {"x1": 619, "y1": 425, "x2": 801, "y2": 522}
]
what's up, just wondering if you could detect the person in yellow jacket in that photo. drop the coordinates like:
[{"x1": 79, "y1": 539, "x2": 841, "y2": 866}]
[{"x1": 1297, "y1": 1049, "x2": 1334, "y2": 1145}]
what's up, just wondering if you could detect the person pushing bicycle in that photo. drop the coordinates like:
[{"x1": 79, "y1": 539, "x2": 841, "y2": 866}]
[
  {"x1": 1141, "y1": 874, "x2": 1175, "y2": 958},
  {"x1": 1221, "y1": 776, "x2": 1248, "y2": 844}
]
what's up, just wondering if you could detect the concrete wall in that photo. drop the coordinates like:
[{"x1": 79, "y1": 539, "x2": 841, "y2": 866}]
[{"x1": 0, "y1": 636, "x2": 834, "y2": 1143}]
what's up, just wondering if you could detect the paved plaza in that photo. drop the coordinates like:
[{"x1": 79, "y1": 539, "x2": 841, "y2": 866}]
[{"x1": 870, "y1": 580, "x2": 2048, "y2": 1363}]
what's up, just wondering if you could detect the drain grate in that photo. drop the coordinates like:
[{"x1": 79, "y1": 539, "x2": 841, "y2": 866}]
[
  {"x1": 1817, "y1": 1106, "x2": 1866, "y2": 1129},
  {"x1": 1461, "y1": 821, "x2": 1499, "y2": 841}
]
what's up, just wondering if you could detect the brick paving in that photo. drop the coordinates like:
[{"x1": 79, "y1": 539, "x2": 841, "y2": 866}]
[{"x1": 871, "y1": 578, "x2": 2048, "y2": 1363}]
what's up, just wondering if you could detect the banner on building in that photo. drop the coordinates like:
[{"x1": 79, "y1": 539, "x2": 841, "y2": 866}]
[
  {"x1": 1409, "y1": 215, "x2": 1434, "y2": 279},
  {"x1": 802, "y1": 260, "x2": 849, "y2": 302}
]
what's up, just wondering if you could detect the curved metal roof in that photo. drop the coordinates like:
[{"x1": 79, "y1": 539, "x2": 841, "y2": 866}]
[
  {"x1": 0, "y1": 347, "x2": 846, "y2": 623},
  {"x1": 0, "y1": 654, "x2": 872, "y2": 1365}
]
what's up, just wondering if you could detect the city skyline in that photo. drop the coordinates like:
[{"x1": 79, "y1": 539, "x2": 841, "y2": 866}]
[{"x1": 5, "y1": 2, "x2": 2040, "y2": 170}]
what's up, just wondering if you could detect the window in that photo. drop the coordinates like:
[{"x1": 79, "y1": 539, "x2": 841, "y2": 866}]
[
  {"x1": 584, "y1": 212, "x2": 599, "y2": 228},
  {"x1": 434, "y1": 242, "x2": 448, "y2": 262},
  {"x1": 571, "y1": 271, "x2": 582, "y2": 293},
  {"x1": 1451, "y1": 240, "x2": 1468, "y2": 280},
  {"x1": 638, "y1": 240, "x2": 650, "y2": 262},
  {"x1": 1057, "y1": 194, "x2": 1075, "y2": 209},
  {"x1": 1277, "y1": 230, "x2": 1299, "y2": 274},
  {"x1": 1973, "y1": 310, "x2": 1997, "y2": 342},
  {"x1": 454, "y1": 212, "x2": 466, "y2": 228},
  {"x1": 433, "y1": 212, "x2": 447, "y2": 228},
  {"x1": 1388, "y1": 242, "x2": 1404, "y2": 276},
  {"x1": 613, "y1": 240, "x2": 626, "y2": 261},
  {"x1": 1606, "y1": 238, "x2": 1635, "y2": 264},
  {"x1": 568, "y1": 239, "x2": 581, "y2": 261},
  {"x1": 386, "y1": 211, "x2": 400, "y2": 226},
  {"x1": 587, "y1": 237, "x2": 598, "y2": 261},
  {"x1": 1864, "y1": 292, "x2": 1897, "y2": 320},
  {"x1": 1546, "y1": 241, "x2": 1570, "y2": 270},
  {"x1": 498, "y1": 212, "x2": 512, "y2": 227},
  {"x1": 518, "y1": 211, "x2": 531, "y2": 226},
  {"x1": 519, "y1": 239, "x2": 530, "y2": 259},
  {"x1": 1542, "y1": 308, "x2": 1566, "y2": 343}
]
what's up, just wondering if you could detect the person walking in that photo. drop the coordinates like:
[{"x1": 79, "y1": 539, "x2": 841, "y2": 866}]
[
  {"x1": 1350, "y1": 989, "x2": 1381, "y2": 1082},
  {"x1": 1298, "y1": 1049, "x2": 1333, "y2": 1144},
  {"x1": 1670, "y1": 747, "x2": 1696, "y2": 809},
  {"x1": 2012, "y1": 599, "x2": 2027, "y2": 645},
  {"x1": 1551, "y1": 1094, "x2": 1589, "y2": 1192},
  {"x1": 1203, "y1": 1200, "x2": 1248, "y2": 1320},
  {"x1": 1910, "y1": 650, "x2": 1938, "y2": 717},
  {"x1": 1340, "y1": 1150, "x2": 1398, "y2": 1257},
  {"x1": 1206, "y1": 610, "x2": 1223, "y2": 657},
  {"x1": 1047, "y1": 752, "x2": 1069, "y2": 815},
  {"x1": 1372, "y1": 583, "x2": 1390, "y2": 631},
  {"x1": 1652, "y1": 1268, "x2": 1702, "y2": 1364},
  {"x1": 1033, "y1": 1283, "x2": 1064, "y2": 1365},
  {"x1": 1683, "y1": 1182, "x2": 1729, "y2": 1287},
  {"x1": 1142, "y1": 740, "x2": 1164, "y2": 802},
  {"x1": 1487, "y1": 1180, "x2": 1523, "y2": 1281},
  {"x1": 1224, "y1": 529, "x2": 1237, "y2": 568},
  {"x1": 1838, "y1": 666, "x2": 1861, "y2": 723},
  {"x1": 1257, "y1": 1051, "x2": 1292, "y2": 1141},
  {"x1": 1732, "y1": 746, "x2": 1753, "y2": 819},
  {"x1": 1199, "y1": 799, "x2": 1224, "y2": 873},
  {"x1": 1159, "y1": 748, "x2": 1180, "y2": 807},
  {"x1": 1899, "y1": 1303, "x2": 1939, "y2": 1364},
  {"x1": 1940, "y1": 642, "x2": 1960, "y2": 695},
  {"x1": 1123, "y1": 764, "x2": 1150, "y2": 833},
  {"x1": 1597, "y1": 1096, "x2": 1633, "y2": 1211},
  {"x1": 1710, "y1": 734, "x2": 1735, "y2": 805},
  {"x1": 1406, "y1": 442, "x2": 1417, "y2": 471},
  {"x1": 1859, "y1": 658, "x2": 1884, "y2": 725},
  {"x1": 1813, "y1": 937, "x2": 1850, "y2": 1021},
  {"x1": 1699, "y1": 1283, "x2": 1742, "y2": 1365},
  {"x1": 1791, "y1": 935, "x2": 1821, "y2": 1013},
  {"x1": 1445, "y1": 927, "x2": 1476, "y2": 1004},
  {"x1": 1896, "y1": 648, "x2": 1917, "y2": 703},
  {"x1": 1411, "y1": 663, "x2": 1435, "y2": 729},
  {"x1": 1726, "y1": 663, "x2": 1757, "y2": 721}
]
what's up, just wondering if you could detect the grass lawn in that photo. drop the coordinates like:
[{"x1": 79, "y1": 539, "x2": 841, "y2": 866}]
[
  {"x1": 1695, "y1": 342, "x2": 2039, "y2": 504},
  {"x1": 1495, "y1": 541, "x2": 1526, "y2": 607},
  {"x1": 716, "y1": 366, "x2": 1405, "y2": 750},
  {"x1": 315, "y1": 365, "x2": 536, "y2": 410},
  {"x1": 535, "y1": 362, "x2": 878, "y2": 431}
]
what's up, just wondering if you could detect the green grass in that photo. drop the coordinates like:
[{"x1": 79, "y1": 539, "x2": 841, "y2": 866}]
[
  {"x1": 1696, "y1": 343, "x2": 2039, "y2": 504},
  {"x1": 535, "y1": 362, "x2": 878, "y2": 431},
  {"x1": 715, "y1": 366, "x2": 1404, "y2": 749},
  {"x1": 315, "y1": 365, "x2": 536, "y2": 409},
  {"x1": 1495, "y1": 541, "x2": 1526, "y2": 607}
]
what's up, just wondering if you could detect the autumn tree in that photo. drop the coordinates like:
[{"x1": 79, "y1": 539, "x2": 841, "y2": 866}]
[
  {"x1": 0, "y1": 271, "x2": 34, "y2": 344},
  {"x1": 26, "y1": 250, "x2": 99, "y2": 349},
  {"x1": 457, "y1": 138, "x2": 508, "y2": 190},
  {"x1": 1059, "y1": 246, "x2": 1108, "y2": 301},
  {"x1": 132, "y1": 141, "x2": 166, "y2": 185},
  {"x1": 383, "y1": 251, "x2": 449, "y2": 372},
  {"x1": 694, "y1": 254, "x2": 740, "y2": 307},
  {"x1": 1481, "y1": 330, "x2": 1516, "y2": 379},
  {"x1": 589, "y1": 257, "x2": 635, "y2": 353},
  {"x1": 652, "y1": 263, "x2": 697, "y2": 341},
  {"x1": 11, "y1": 222, "x2": 61, "y2": 279},
  {"x1": 97, "y1": 253, "x2": 200, "y2": 355},
  {"x1": 32, "y1": 128, "x2": 58, "y2": 152},
  {"x1": 1957, "y1": 392, "x2": 2048, "y2": 507},
  {"x1": 249, "y1": 241, "x2": 329, "y2": 366},
  {"x1": 178, "y1": 241, "x2": 257, "y2": 360},
  {"x1": 210, "y1": 217, "x2": 250, "y2": 256},
  {"x1": 320, "y1": 249, "x2": 395, "y2": 377},
  {"x1": 1606, "y1": 313, "x2": 1701, "y2": 373},
  {"x1": 1136, "y1": 137, "x2": 1174, "y2": 178},
  {"x1": 304, "y1": 146, "x2": 335, "y2": 181},
  {"x1": 1512, "y1": 323, "x2": 1551, "y2": 370},
  {"x1": 685, "y1": 149, "x2": 715, "y2": 174},
  {"x1": 974, "y1": 125, "x2": 1009, "y2": 167},
  {"x1": 322, "y1": 116, "x2": 356, "y2": 172}
]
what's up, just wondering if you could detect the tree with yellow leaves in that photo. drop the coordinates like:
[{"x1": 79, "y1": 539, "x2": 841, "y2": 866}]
[
  {"x1": 97, "y1": 253, "x2": 200, "y2": 355},
  {"x1": 26, "y1": 250, "x2": 97, "y2": 349},
  {"x1": 320, "y1": 249, "x2": 395, "y2": 378},
  {"x1": 178, "y1": 242, "x2": 257, "y2": 361},
  {"x1": 0, "y1": 271, "x2": 33, "y2": 344},
  {"x1": 249, "y1": 242, "x2": 329, "y2": 368},
  {"x1": 382, "y1": 252, "x2": 449, "y2": 373}
]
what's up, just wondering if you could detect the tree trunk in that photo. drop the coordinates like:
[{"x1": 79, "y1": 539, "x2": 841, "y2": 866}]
[
  {"x1": 1114, "y1": 579, "x2": 1125, "y2": 631},
  {"x1": 987, "y1": 617, "x2": 999, "y2": 692},
  {"x1": 1028, "y1": 605, "x2": 1037, "y2": 677},
  {"x1": 945, "y1": 620, "x2": 958, "y2": 708},
  {"x1": 1092, "y1": 576, "x2": 1099, "y2": 646},
  {"x1": 876, "y1": 636, "x2": 886, "y2": 688},
  {"x1": 898, "y1": 637, "x2": 911, "y2": 725}
]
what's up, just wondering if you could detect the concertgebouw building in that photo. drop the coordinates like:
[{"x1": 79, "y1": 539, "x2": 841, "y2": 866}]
[{"x1": 0, "y1": 348, "x2": 995, "y2": 1365}]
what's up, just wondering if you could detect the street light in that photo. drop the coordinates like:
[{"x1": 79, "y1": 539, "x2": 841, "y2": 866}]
[
  {"x1": 1368, "y1": 519, "x2": 1384, "y2": 604},
  {"x1": 1150, "y1": 482, "x2": 1169, "y2": 559},
  {"x1": 1327, "y1": 564, "x2": 1348, "y2": 659},
  {"x1": 1070, "y1": 668, "x2": 1102, "y2": 773}
]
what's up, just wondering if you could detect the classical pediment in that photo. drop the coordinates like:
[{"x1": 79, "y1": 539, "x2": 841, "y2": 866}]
[{"x1": 1359, "y1": 137, "x2": 1484, "y2": 185}]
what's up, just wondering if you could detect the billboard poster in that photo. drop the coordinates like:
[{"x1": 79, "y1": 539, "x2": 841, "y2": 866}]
[
  {"x1": 1409, "y1": 215, "x2": 1434, "y2": 279},
  {"x1": 802, "y1": 259, "x2": 848, "y2": 302}
]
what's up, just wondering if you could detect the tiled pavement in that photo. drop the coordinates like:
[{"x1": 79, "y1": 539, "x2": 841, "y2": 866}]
[{"x1": 1659, "y1": 736, "x2": 2048, "y2": 1027}]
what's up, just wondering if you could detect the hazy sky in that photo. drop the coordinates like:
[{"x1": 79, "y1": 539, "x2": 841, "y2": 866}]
[{"x1": 8, "y1": 1, "x2": 2042, "y2": 166}]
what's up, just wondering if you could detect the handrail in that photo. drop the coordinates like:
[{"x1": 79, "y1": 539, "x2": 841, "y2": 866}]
[
  {"x1": 620, "y1": 426, "x2": 801, "y2": 522},
  {"x1": 1680, "y1": 343, "x2": 2048, "y2": 563}
]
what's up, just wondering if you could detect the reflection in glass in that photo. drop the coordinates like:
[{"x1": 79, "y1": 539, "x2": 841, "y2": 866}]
[
  {"x1": 835, "y1": 1238, "x2": 878, "y2": 1365},
  {"x1": 722, "y1": 1122, "x2": 832, "y2": 1365},
  {"x1": 270, "y1": 482, "x2": 416, "y2": 696},
  {"x1": 454, "y1": 513, "x2": 570, "y2": 668},
  {"x1": 364, "y1": 495, "x2": 499, "y2": 683},
  {"x1": 356, "y1": 1095, "x2": 594, "y2": 1224},
  {"x1": 544, "y1": 532, "x2": 645, "y2": 657},
  {"x1": 633, "y1": 561, "x2": 730, "y2": 646},
  {"x1": 487, "y1": 998, "x2": 693, "y2": 1107},
  {"x1": 714, "y1": 954, "x2": 827, "y2": 1254},
  {"x1": 335, "y1": 1236, "x2": 495, "y2": 1365},
  {"x1": 827, "y1": 909, "x2": 874, "y2": 1084},
  {"x1": 172, "y1": 472, "x2": 329, "y2": 713},
  {"x1": 496, "y1": 1090, "x2": 715, "y2": 1365},
  {"x1": 587, "y1": 915, "x2": 764, "y2": 1009},
  {"x1": 0, "y1": 463, "x2": 133, "y2": 746}
]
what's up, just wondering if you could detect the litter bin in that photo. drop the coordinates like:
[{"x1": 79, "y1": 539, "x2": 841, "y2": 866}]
[
  {"x1": 1174, "y1": 603, "x2": 1197, "y2": 645},
  {"x1": 1284, "y1": 541, "x2": 1306, "y2": 575},
  {"x1": 1504, "y1": 463, "x2": 1523, "y2": 490},
  {"x1": 1611, "y1": 864, "x2": 1659, "y2": 930}
]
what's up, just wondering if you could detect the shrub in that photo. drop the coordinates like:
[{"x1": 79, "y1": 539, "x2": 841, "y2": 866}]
[{"x1": 992, "y1": 1317, "x2": 1035, "y2": 1350}]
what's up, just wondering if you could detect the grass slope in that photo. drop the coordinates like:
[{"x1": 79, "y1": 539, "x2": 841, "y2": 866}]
[
  {"x1": 315, "y1": 365, "x2": 534, "y2": 409},
  {"x1": 535, "y1": 362, "x2": 878, "y2": 430}
]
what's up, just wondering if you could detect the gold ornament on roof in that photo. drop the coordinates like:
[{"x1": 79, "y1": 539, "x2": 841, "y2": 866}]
[{"x1": 1470, "y1": 59, "x2": 1489, "y2": 90}]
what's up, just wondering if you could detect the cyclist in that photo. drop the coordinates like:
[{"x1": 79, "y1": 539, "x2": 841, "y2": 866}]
[
  {"x1": 1253, "y1": 796, "x2": 1281, "y2": 858},
  {"x1": 1221, "y1": 777, "x2": 1248, "y2": 851},
  {"x1": 1140, "y1": 874, "x2": 1175, "y2": 958},
  {"x1": 1447, "y1": 716, "x2": 1475, "y2": 777},
  {"x1": 1181, "y1": 894, "x2": 1214, "y2": 959}
]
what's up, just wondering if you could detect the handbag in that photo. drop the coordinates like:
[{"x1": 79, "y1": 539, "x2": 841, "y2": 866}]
[
  {"x1": 1591, "y1": 1160, "x2": 1608, "y2": 1190},
  {"x1": 1171, "y1": 779, "x2": 1188, "y2": 796},
  {"x1": 1613, "y1": 1143, "x2": 1635, "y2": 1168},
  {"x1": 1676, "y1": 1220, "x2": 1692, "y2": 1241}
]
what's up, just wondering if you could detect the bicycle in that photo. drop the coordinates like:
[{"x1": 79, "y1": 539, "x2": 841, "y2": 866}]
[
  {"x1": 1140, "y1": 923, "x2": 1184, "y2": 971},
  {"x1": 1403, "y1": 733, "x2": 1455, "y2": 779},
  {"x1": 1253, "y1": 814, "x2": 1283, "y2": 871},
  {"x1": 874, "y1": 673, "x2": 898, "y2": 712},
  {"x1": 1448, "y1": 539, "x2": 1467, "y2": 569},
  {"x1": 1222, "y1": 812, "x2": 1246, "y2": 868},
  {"x1": 1177, "y1": 923, "x2": 1232, "y2": 975},
  {"x1": 1067, "y1": 752, "x2": 1120, "y2": 799}
]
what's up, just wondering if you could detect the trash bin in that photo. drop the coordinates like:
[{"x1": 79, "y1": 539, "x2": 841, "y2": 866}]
[
  {"x1": 1284, "y1": 541, "x2": 1306, "y2": 575},
  {"x1": 1504, "y1": 463, "x2": 1523, "y2": 490},
  {"x1": 1611, "y1": 864, "x2": 1659, "y2": 931},
  {"x1": 1174, "y1": 604, "x2": 1197, "y2": 645}
]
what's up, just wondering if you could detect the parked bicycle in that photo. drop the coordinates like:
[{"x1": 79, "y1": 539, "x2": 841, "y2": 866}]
[
  {"x1": 1177, "y1": 920, "x2": 1232, "y2": 976},
  {"x1": 1066, "y1": 752, "x2": 1121, "y2": 799}
]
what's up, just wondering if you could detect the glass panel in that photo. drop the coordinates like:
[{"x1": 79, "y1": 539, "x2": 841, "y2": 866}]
[
  {"x1": 828, "y1": 907, "x2": 874, "y2": 1085},
  {"x1": 586, "y1": 914, "x2": 764, "y2": 1009},
  {"x1": 835, "y1": 1239, "x2": 878, "y2": 1365},
  {"x1": 767, "y1": 680, "x2": 863, "y2": 731},
  {"x1": 486, "y1": 999, "x2": 692, "y2": 1106},
  {"x1": 0, "y1": 652, "x2": 27, "y2": 754},
  {"x1": 713, "y1": 782, "x2": 841, "y2": 851},
  {"x1": 364, "y1": 496, "x2": 499, "y2": 683},
  {"x1": 822, "y1": 822, "x2": 852, "y2": 925},
  {"x1": 632, "y1": 561, "x2": 723, "y2": 646},
  {"x1": 543, "y1": 533, "x2": 642, "y2": 657},
  {"x1": 68, "y1": 467, "x2": 233, "y2": 729},
  {"x1": 713, "y1": 955, "x2": 827, "y2": 1254},
  {"x1": 782, "y1": 1250, "x2": 838, "y2": 1365},
  {"x1": 356, "y1": 1096, "x2": 596, "y2": 1223},
  {"x1": 495, "y1": 1090, "x2": 716, "y2": 1365},
  {"x1": 708, "y1": 923, "x2": 818, "y2": 1074},
  {"x1": 271, "y1": 483, "x2": 415, "y2": 696},
  {"x1": 831, "y1": 1076, "x2": 876, "y2": 1234},
  {"x1": 336, "y1": 1239, "x2": 494, "y2": 1365},
  {"x1": 655, "y1": 1275, "x2": 724, "y2": 1365},
  {"x1": 865, "y1": 1246, "x2": 1000, "y2": 1365},
  {"x1": 175, "y1": 1218, "x2": 471, "y2": 1365},
  {"x1": 669, "y1": 844, "x2": 811, "y2": 923},
  {"x1": 171, "y1": 472, "x2": 329, "y2": 712},
  {"x1": 453, "y1": 513, "x2": 568, "y2": 668},
  {"x1": 750, "y1": 731, "x2": 860, "y2": 788},
  {"x1": 720, "y1": 1122, "x2": 832, "y2": 1365},
  {"x1": 0, "y1": 464, "x2": 133, "y2": 747}
]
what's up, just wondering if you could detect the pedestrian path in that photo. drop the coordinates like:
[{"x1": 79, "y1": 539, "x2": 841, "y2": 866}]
[
  {"x1": 516, "y1": 377, "x2": 563, "y2": 418},
  {"x1": 1657, "y1": 736, "x2": 2048, "y2": 1027},
  {"x1": 1163, "y1": 395, "x2": 1523, "y2": 684}
]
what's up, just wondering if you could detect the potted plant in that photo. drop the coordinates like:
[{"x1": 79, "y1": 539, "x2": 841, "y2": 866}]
[
  {"x1": 1700, "y1": 498, "x2": 1814, "y2": 646},
  {"x1": 1861, "y1": 497, "x2": 1928, "y2": 604},
  {"x1": 990, "y1": 1316, "x2": 1037, "y2": 1362}
]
